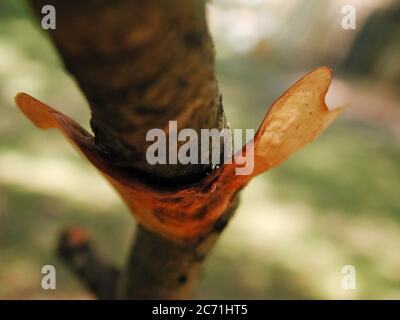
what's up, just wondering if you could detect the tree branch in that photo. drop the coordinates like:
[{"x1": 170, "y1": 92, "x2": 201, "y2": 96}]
[
  {"x1": 58, "y1": 227, "x2": 120, "y2": 299},
  {"x1": 29, "y1": 0, "x2": 231, "y2": 300}
]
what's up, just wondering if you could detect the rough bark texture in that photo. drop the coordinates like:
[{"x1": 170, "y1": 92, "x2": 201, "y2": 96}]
[{"x1": 29, "y1": 0, "x2": 231, "y2": 299}]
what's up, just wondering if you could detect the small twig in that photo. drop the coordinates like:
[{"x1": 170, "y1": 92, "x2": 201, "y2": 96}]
[{"x1": 58, "y1": 227, "x2": 120, "y2": 299}]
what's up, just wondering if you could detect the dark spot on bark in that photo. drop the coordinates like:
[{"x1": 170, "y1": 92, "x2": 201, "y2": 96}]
[
  {"x1": 184, "y1": 32, "x2": 203, "y2": 48},
  {"x1": 178, "y1": 274, "x2": 188, "y2": 284},
  {"x1": 195, "y1": 235, "x2": 206, "y2": 245},
  {"x1": 212, "y1": 215, "x2": 229, "y2": 233},
  {"x1": 178, "y1": 77, "x2": 189, "y2": 88},
  {"x1": 135, "y1": 77, "x2": 156, "y2": 94},
  {"x1": 163, "y1": 197, "x2": 184, "y2": 203},
  {"x1": 194, "y1": 205, "x2": 209, "y2": 220},
  {"x1": 135, "y1": 104, "x2": 168, "y2": 116},
  {"x1": 194, "y1": 253, "x2": 206, "y2": 262}
]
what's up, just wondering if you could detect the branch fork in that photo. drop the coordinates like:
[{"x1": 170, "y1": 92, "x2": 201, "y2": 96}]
[{"x1": 15, "y1": 67, "x2": 343, "y2": 298}]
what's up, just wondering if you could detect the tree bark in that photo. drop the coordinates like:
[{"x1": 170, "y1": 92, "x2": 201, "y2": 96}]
[{"x1": 29, "y1": 0, "x2": 231, "y2": 299}]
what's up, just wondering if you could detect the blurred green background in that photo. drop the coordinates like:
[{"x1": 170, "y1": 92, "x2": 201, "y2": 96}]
[{"x1": 0, "y1": 0, "x2": 399, "y2": 299}]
